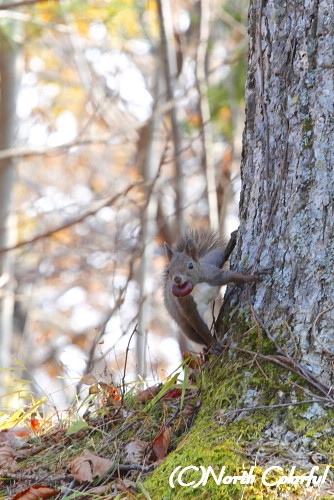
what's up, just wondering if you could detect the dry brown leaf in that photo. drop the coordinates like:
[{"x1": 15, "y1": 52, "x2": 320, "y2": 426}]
[
  {"x1": 70, "y1": 449, "x2": 112, "y2": 483},
  {"x1": 70, "y1": 454, "x2": 92, "y2": 483},
  {"x1": 0, "y1": 444, "x2": 16, "y2": 468},
  {"x1": 81, "y1": 373, "x2": 97, "y2": 385},
  {"x1": 162, "y1": 388, "x2": 182, "y2": 399},
  {"x1": 123, "y1": 439, "x2": 149, "y2": 465},
  {"x1": 114, "y1": 479, "x2": 137, "y2": 498},
  {"x1": 152, "y1": 426, "x2": 172, "y2": 460},
  {"x1": 12, "y1": 484, "x2": 59, "y2": 500},
  {"x1": 88, "y1": 383, "x2": 99, "y2": 394},
  {"x1": 0, "y1": 428, "x2": 30, "y2": 448},
  {"x1": 182, "y1": 352, "x2": 200, "y2": 369},
  {"x1": 135, "y1": 384, "x2": 160, "y2": 402}
]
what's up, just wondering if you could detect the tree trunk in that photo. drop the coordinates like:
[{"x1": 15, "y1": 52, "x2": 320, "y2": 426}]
[
  {"x1": 0, "y1": 29, "x2": 21, "y2": 371},
  {"x1": 156, "y1": 0, "x2": 185, "y2": 235},
  {"x1": 143, "y1": 1, "x2": 333, "y2": 496},
  {"x1": 228, "y1": 0, "x2": 333, "y2": 386},
  {"x1": 136, "y1": 73, "x2": 164, "y2": 381}
]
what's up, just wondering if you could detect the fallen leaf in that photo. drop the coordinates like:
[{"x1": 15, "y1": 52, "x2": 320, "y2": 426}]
[
  {"x1": 70, "y1": 454, "x2": 92, "y2": 483},
  {"x1": 135, "y1": 385, "x2": 160, "y2": 402},
  {"x1": 114, "y1": 479, "x2": 137, "y2": 498},
  {"x1": 81, "y1": 373, "x2": 97, "y2": 385},
  {"x1": 12, "y1": 484, "x2": 59, "y2": 500},
  {"x1": 182, "y1": 353, "x2": 200, "y2": 369},
  {"x1": 123, "y1": 439, "x2": 149, "y2": 465},
  {"x1": 162, "y1": 388, "x2": 182, "y2": 399},
  {"x1": 0, "y1": 444, "x2": 16, "y2": 468},
  {"x1": 16, "y1": 445, "x2": 48, "y2": 459},
  {"x1": 0, "y1": 428, "x2": 30, "y2": 447},
  {"x1": 152, "y1": 427, "x2": 172, "y2": 460},
  {"x1": 89, "y1": 383, "x2": 99, "y2": 394},
  {"x1": 70, "y1": 449, "x2": 112, "y2": 483}
]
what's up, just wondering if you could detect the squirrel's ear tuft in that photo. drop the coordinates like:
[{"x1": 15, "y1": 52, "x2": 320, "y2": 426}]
[
  {"x1": 164, "y1": 242, "x2": 174, "y2": 261},
  {"x1": 185, "y1": 239, "x2": 198, "y2": 261}
]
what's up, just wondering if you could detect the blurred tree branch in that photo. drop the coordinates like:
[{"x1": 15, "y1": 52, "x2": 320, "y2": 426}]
[
  {"x1": 196, "y1": 0, "x2": 219, "y2": 230},
  {"x1": 0, "y1": 181, "x2": 150, "y2": 254},
  {"x1": 0, "y1": 95, "x2": 188, "y2": 161},
  {"x1": 156, "y1": 0, "x2": 185, "y2": 234},
  {"x1": 0, "y1": 0, "x2": 58, "y2": 10}
]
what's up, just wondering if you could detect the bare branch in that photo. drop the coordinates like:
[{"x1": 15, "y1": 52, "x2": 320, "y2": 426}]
[{"x1": 0, "y1": 181, "x2": 150, "y2": 254}]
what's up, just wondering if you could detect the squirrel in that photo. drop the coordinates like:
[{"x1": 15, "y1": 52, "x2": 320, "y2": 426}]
[{"x1": 163, "y1": 229, "x2": 262, "y2": 349}]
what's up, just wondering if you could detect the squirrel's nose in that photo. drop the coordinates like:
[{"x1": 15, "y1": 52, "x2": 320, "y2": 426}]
[{"x1": 174, "y1": 275, "x2": 182, "y2": 284}]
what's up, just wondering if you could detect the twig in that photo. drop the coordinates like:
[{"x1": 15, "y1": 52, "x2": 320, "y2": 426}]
[
  {"x1": 310, "y1": 308, "x2": 334, "y2": 355},
  {"x1": 121, "y1": 324, "x2": 138, "y2": 398},
  {"x1": 282, "y1": 320, "x2": 300, "y2": 358},
  {"x1": 75, "y1": 271, "x2": 134, "y2": 396},
  {"x1": 231, "y1": 342, "x2": 334, "y2": 403},
  {"x1": 218, "y1": 399, "x2": 323, "y2": 419},
  {"x1": 1, "y1": 472, "x2": 73, "y2": 482}
]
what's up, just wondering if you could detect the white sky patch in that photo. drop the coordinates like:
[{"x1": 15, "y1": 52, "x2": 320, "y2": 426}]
[
  {"x1": 29, "y1": 56, "x2": 45, "y2": 72},
  {"x1": 70, "y1": 304, "x2": 103, "y2": 332},
  {"x1": 71, "y1": 184, "x2": 94, "y2": 204},
  {"x1": 176, "y1": 9, "x2": 190, "y2": 32},
  {"x1": 58, "y1": 344, "x2": 87, "y2": 377},
  {"x1": 87, "y1": 251, "x2": 110, "y2": 269},
  {"x1": 97, "y1": 206, "x2": 116, "y2": 222},
  {"x1": 32, "y1": 187, "x2": 74, "y2": 213},
  {"x1": 34, "y1": 195, "x2": 55, "y2": 213},
  {"x1": 87, "y1": 49, "x2": 153, "y2": 120},
  {"x1": 17, "y1": 86, "x2": 39, "y2": 119},
  {"x1": 28, "y1": 123, "x2": 49, "y2": 147},
  {"x1": 127, "y1": 38, "x2": 151, "y2": 55},
  {"x1": 57, "y1": 286, "x2": 87, "y2": 311},
  {"x1": 48, "y1": 111, "x2": 78, "y2": 146},
  {"x1": 88, "y1": 20, "x2": 107, "y2": 41},
  {"x1": 157, "y1": 336, "x2": 182, "y2": 366},
  {"x1": 119, "y1": 70, "x2": 153, "y2": 120}
]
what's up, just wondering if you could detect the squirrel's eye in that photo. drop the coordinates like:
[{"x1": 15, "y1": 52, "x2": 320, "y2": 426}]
[{"x1": 187, "y1": 262, "x2": 193, "y2": 270}]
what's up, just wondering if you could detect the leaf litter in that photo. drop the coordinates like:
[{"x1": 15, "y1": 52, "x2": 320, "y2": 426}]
[{"x1": 0, "y1": 357, "x2": 202, "y2": 499}]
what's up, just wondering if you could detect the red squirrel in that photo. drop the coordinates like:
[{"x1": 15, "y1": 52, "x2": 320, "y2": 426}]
[{"x1": 163, "y1": 229, "x2": 262, "y2": 349}]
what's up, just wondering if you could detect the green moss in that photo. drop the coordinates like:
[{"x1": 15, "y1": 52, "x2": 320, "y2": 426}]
[
  {"x1": 302, "y1": 117, "x2": 314, "y2": 149},
  {"x1": 141, "y1": 310, "x2": 334, "y2": 499}
]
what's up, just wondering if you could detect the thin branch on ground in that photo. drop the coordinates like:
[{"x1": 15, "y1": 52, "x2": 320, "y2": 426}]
[{"x1": 218, "y1": 398, "x2": 324, "y2": 419}]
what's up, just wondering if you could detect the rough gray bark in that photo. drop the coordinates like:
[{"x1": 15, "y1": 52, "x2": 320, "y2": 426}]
[
  {"x1": 0, "y1": 29, "x2": 21, "y2": 370},
  {"x1": 230, "y1": 0, "x2": 333, "y2": 384}
]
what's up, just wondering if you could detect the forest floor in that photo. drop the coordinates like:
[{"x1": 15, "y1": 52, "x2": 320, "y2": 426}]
[
  {"x1": 0, "y1": 357, "x2": 201, "y2": 500},
  {"x1": 1, "y1": 353, "x2": 334, "y2": 500}
]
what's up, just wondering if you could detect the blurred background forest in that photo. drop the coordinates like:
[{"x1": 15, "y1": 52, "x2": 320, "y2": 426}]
[{"x1": 0, "y1": 0, "x2": 248, "y2": 413}]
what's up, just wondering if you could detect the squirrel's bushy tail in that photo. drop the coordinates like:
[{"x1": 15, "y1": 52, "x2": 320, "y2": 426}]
[{"x1": 174, "y1": 229, "x2": 224, "y2": 257}]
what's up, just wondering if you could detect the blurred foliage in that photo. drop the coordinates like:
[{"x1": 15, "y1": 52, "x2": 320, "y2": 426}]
[{"x1": 0, "y1": 0, "x2": 249, "y2": 411}]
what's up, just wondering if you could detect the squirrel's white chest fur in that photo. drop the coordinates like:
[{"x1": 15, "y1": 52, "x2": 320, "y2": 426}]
[{"x1": 192, "y1": 283, "x2": 220, "y2": 325}]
